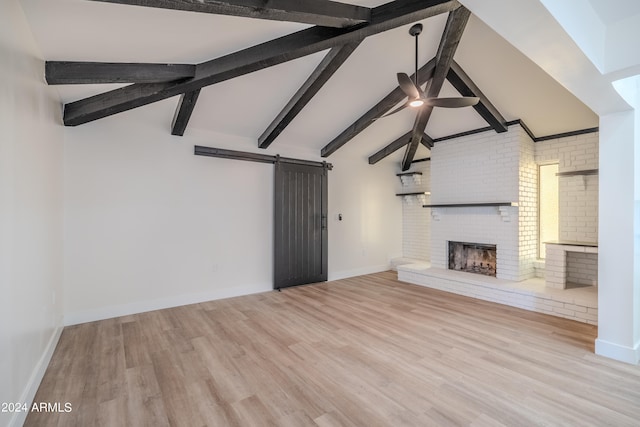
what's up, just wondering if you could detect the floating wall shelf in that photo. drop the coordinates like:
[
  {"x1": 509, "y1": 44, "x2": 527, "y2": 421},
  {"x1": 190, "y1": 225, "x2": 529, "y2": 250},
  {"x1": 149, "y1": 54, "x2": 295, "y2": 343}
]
[
  {"x1": 556, "y1": 169, "x2": 598, "y2": 176},
  {"x1": 396, "y1": 192, "x2": 431, "y2": 196},
  {"x1": 556, "y1": 169, "x2": 598, "y2": 190},
  {"x1": 422, "y1": 202, "x2": 517, "y2": 208}
]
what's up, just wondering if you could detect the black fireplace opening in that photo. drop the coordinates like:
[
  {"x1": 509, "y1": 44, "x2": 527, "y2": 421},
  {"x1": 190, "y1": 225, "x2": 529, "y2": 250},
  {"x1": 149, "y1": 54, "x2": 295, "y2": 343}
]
[{"x1": 448, "y1": 241, "x2": 497, "y2": 277}]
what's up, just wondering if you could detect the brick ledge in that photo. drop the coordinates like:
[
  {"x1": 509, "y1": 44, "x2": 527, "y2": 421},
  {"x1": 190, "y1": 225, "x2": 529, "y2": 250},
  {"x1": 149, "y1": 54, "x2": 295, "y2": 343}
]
[{"x1": 397, "y1": 265, "x2": 597, "y2": 325}]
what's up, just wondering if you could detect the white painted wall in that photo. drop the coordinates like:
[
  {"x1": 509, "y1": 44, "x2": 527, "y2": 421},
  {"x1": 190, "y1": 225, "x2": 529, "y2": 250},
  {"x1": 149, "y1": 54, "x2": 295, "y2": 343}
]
[
  {"x1": 539, "y1": 0, "x2": 640, "y2": 79},
  {"x1": 596, "y1": 110, "x2": 639, "y2": 364},
  {"x1": 0, "y1": 1, "x2": 65, "y2": 426},
  {"x1": 605, "y1": 14, "x2": 640, "y2": 77},
  {"x1": 63, "y1": 99, "x2": 402, "y2": 324},
  {"x1": 326, "y1": 138, "x2": 403, "y2": 280},
  {"x1": 538, "y1": 0, "x2": 606, "y2": 72}
]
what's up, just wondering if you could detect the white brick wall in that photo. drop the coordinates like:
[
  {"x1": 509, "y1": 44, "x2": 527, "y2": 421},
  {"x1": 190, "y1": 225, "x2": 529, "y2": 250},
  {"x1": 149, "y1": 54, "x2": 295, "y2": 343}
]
[
  {"x1": 535, "y1": 133, "x2": 599, "y2": 243},
  {"x1": 399, "y1": 162, "x2": 431, "y2": 261},
  {"x1": 567, "y1": 252, "x2": 598, "y2": 286},
  {"x1": 545, "y1": 244, "x2": 568, "y2": 289},
  {"x1": 518, "y1": 127, "x2": 538, "y2": 280},
  {"x1": 431, "y1": 130, "x2": 519, "y2": 203},
  {"x1": 430, "y1": 125, "x2": 534, "y2": 281},
  {"x1": 560, "y1": 175, "x2": 598, "y2": 242}
]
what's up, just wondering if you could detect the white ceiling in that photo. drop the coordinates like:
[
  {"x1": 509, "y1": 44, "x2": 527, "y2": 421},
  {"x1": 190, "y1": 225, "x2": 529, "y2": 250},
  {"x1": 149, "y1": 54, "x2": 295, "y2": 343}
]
[{"x1": 20, "y1": 0, "x2": 598, "y2": 162}]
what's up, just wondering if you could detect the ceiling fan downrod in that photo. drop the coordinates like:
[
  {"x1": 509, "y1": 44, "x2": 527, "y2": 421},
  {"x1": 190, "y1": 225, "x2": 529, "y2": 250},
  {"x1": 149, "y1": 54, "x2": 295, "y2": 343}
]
[{"x1": 409, "y1": 23, "x2": 423, "y2": 89}]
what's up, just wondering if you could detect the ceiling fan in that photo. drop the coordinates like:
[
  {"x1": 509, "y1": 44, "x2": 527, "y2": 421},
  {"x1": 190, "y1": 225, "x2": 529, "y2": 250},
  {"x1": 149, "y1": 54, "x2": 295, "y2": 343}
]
[{"x1": 381, "y1": 23, "x2": 479, "y2": 119}]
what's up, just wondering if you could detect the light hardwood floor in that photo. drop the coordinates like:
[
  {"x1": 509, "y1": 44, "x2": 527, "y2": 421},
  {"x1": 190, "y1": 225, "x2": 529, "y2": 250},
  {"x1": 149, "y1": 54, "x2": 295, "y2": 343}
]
[{"x1": 26, "y1": 271, "x2": 640, "y2": 426}]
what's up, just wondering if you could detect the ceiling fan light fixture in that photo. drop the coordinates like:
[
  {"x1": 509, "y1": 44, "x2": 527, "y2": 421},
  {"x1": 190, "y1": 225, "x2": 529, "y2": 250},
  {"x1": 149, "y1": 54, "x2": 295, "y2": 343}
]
[{"x1": 381, "y1": 22, "x2": 478, "y2": 121}]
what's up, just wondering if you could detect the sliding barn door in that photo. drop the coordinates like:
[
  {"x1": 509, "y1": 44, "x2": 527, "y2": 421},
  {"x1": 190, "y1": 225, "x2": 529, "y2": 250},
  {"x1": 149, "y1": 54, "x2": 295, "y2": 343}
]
[{"x1": 274, "y1": 161, "x2": 328, "y2": 289}]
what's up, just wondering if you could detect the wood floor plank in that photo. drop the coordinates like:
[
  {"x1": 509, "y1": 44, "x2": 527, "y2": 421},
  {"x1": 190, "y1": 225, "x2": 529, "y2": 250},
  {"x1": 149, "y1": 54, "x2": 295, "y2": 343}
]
[
  {"x1": 191, "y1": 335, "x2": 254, "y2": 403},
  {"x1": 184, "y1": 378, "x2": 243, "y2": 426},
  {"x1": 25, "y1": 271, "x2": 640, "y2": 426},
  {"x1": 313, "y1": 410, "x2": 361, "y2": 427},
  {"x1": 150, "y1": 349, "x2": 206, "y2": 427},
  {"x1": 124, "y1": 364, "x2": 170, "y2": 427},
  {"x1": 231, "y1": 394, "x2": 280, "y2": 427},
  {"x1": 122, "y1": 320, "x2": 152, "y2": 369}
]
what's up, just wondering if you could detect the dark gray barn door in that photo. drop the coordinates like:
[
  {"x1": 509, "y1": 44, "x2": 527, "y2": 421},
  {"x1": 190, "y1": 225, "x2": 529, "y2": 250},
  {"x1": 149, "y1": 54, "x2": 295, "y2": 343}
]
[{"x1": 274, "y1": 161, "x2": 328, "y2": 289}]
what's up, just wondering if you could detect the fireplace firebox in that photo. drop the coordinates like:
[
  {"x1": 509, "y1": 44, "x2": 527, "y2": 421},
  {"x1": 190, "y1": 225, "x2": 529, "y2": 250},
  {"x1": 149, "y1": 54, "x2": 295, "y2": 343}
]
[{"x1": 448, "y1": 241, "x2": 497, "y2": 277}]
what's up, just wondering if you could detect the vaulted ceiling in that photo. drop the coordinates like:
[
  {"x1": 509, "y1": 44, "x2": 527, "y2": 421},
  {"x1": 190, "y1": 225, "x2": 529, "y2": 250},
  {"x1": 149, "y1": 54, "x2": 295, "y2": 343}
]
[{"x1": 21, "y1": 0, "x2": 598, "y2": 167}]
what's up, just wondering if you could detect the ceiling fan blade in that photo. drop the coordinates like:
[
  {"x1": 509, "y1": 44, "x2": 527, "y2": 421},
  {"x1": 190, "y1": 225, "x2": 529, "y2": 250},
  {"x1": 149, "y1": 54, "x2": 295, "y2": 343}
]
[
  {"x1": 374, "y1": 102, "x2": 409, "y2": 120},
  {"x1": 424, "y1": 97, "x2": 480, "y2": 108},
  {"x1": 397, "y1": 73, "x2": 420, "y2": 99}
]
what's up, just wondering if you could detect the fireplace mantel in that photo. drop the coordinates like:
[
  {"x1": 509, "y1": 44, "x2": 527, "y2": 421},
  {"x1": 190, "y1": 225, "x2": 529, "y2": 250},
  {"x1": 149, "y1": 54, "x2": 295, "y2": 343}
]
[{"x1": 425, "y1": 202, "x2": 518, "y2": 222}]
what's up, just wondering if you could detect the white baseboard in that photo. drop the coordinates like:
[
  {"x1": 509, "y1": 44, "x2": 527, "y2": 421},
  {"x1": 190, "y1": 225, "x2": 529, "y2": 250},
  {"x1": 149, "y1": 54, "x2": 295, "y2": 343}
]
[
  {"x1": 595, "y1": 338, "x2": 640, "y2": 365},
  {"x1": 64, "y1": 283, "x2": 272, "y2": 326},
  {"x1": 328, "y1": 264, "x2": 391, "y2": 281},
  {"x1": 10, "y1": 324, "x2": 64, "y2": 427}
]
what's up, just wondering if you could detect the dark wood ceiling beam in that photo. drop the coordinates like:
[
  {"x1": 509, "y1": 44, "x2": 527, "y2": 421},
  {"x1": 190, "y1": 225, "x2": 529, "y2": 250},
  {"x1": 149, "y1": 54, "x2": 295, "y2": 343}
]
[
  {"x1": 61, "y1": 0, "x2": 458, "y2": 126},
  {"x1": 45, "y1": 61, "x2": 195, "y2": 84},
  {"x1": 171, "y1": 89, "x2": 201, "y2": 136},
  {"x1": 369, "y1": 131, "x2": 412, "y2": 164},
  {"x1": 259, "y1": 41, "x2": 362, "y2": 149},
  {"x1": 402, "y1": 5, "x2": 470, "y2": 171},
  {"x1": 91, "y1": 0, "x2": 371, "y2": 28},
  {"x1": 421, "y1": 133, "x2": 434, "y2": 149},
  {"x1": 446, "y1": 61, "x2": 507, "y2": 133},
  {"x1": 368, "y1": 131, "x2": 431, "y2": 164},
  {"x1": 321, "y1": 58, "x2": 435, "y2": 158}
]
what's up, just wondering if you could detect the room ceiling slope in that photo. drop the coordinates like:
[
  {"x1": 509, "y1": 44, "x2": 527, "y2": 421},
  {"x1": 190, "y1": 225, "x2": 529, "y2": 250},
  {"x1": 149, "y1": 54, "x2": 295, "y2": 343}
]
[{"x1": 20, "y1": 0, "x2": 598, "y2": 166}]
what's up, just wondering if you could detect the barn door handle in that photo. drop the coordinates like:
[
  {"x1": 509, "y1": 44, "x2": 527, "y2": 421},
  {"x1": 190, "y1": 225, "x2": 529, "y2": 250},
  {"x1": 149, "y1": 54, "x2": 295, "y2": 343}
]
[{"x1": 321, "y1": 215, "x2": 327, "y2": 230}]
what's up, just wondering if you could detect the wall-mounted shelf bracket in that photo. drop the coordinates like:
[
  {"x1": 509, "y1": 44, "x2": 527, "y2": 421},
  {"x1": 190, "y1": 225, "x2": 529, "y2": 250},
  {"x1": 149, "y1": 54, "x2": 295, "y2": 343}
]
[
  {"x1": 396, "y1": 172, "x2": 422, "y2": 186},
  {"x1": 397, "y1": 191, "x2": 430, "y2": 205}
]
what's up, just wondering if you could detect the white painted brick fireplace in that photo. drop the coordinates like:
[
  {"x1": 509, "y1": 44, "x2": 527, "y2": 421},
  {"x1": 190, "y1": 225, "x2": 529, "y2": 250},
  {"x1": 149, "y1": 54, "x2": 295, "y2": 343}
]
[
  {"x1": 397, "y1": 125, "x2": 600, "y2": 324},
  {"x1": 429, "y1": 124, "x2": 537, "y2": 281}
]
